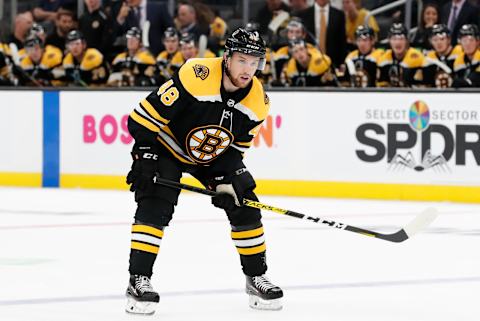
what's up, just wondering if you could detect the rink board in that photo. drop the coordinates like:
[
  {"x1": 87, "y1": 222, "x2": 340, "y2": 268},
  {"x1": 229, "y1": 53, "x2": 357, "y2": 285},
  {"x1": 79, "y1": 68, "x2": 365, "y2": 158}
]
[
  {"x1": 0, "y1": 89, "x2": 479, "y2": 202},
  {"x1": 0, "y1": 91, "x2": 43, "y2": 187}
]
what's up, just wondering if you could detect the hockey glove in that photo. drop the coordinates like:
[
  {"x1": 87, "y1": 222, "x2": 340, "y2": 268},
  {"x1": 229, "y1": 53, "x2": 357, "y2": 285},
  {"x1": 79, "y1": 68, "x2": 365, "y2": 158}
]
[
  {"x1": 126, "y1": 145, "x2": 159, "y2": 192},
  {"x1": 209, "y1": 168, "x2": 256, "y2": 211}
]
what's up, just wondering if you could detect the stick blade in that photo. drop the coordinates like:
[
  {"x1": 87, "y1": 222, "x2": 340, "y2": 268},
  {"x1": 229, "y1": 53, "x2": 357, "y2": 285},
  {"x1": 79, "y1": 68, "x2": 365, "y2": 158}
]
[{"x1": 403, "y1": 207, "x2": 438, "y2": 238}]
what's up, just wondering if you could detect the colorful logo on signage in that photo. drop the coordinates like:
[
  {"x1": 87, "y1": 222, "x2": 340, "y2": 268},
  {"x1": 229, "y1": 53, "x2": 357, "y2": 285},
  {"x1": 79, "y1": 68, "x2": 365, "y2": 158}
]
[
  {"x1": 355, "y1": 101, "x2": 480, "y2": 171},
  {"x1": 253, "y1": 114, "x2": 282, "y2": 148}
]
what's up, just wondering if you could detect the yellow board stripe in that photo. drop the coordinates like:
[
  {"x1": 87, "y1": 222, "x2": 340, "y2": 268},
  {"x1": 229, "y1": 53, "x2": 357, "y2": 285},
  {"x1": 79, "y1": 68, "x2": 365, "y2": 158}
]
[
  {"x1": 231, "y1": 227, "x2": 264, "y2": 239},
  {"x1": 237, "y1": 243, "x2": 266, "y2": 255},
  {"x1": 131, "y1": 241, "x2": 159, "y2": 254},
  {"x1": 0, "y1": 173, "x2": 42, "y2": 187},
  {"x1": 56, "y1": 175, "x2": 480, "y2": 204},
  {"x1": 132, "y1": 225, "x2": 164, "y2": 238},
  {"x1": 130, "y1": 111, "x2": 160, "y2": 132},
  {"x1": 140, "y1": 99, "x2": 169, "y2": 125}
]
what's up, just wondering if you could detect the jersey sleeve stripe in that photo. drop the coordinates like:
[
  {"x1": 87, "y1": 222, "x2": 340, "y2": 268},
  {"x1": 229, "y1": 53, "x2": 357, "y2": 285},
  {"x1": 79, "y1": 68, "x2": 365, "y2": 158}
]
[
  {"x1": 135, "y1": 104, "x2": 166, "y2": 128},
  {"x1": 234, "y1": 103, "x2": 260, "y2": 122},
  {"x1": 130, "y1": 110, "x2": 160, "y2": 132},
  {"x1": 159, "y1": 125, "x2": 180, "y2": 144},
  {"x1": 235, "y1": 141, "x2": 252, "y2": 147},
  {"x1": 141, "y1": 98, "x2": 170, "y2": 124}
]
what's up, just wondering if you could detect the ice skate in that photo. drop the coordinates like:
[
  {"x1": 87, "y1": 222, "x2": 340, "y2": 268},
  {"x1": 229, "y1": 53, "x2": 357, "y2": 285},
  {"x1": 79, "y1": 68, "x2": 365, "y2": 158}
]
[
  {"x1": 125, "y1": 275, "x2": 159, "y2": 315},
  {"x1": 245, "y1": 275, "x2": 283, "y2": 310}
]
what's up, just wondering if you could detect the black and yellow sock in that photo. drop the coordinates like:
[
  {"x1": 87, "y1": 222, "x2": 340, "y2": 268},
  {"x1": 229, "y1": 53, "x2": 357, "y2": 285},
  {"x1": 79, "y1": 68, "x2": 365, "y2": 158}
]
[
  {"x1": 231, "y1": 224, "x2": 268, "y2": 276},
  {"x1": 129, "y1": 223, "x2": 164, "y2": 277}
]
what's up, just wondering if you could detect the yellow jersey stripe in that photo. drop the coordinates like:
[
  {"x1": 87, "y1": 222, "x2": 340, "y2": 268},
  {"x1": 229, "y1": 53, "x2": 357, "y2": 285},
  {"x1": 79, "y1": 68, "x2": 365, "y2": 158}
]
[
  {"x1": 235, "y1": 141, "x2": 252, "y2": 147},
  {"x1": 231, "y1": 227, "x2": 264, "y2": 239},
  {"x1": 132, "y1": 224, "x2": 164, "y2": 238},
  {"x1": 140, "y1": 99, "x2": 170, "y2": 125},
  {"x1": 130, "y1": 111, "x2": 160, "y2": 132},
  {"x1": 131, "y1": 241, "x2": 159, "y2": 254},
  {"x1": 237, "y1": 243, "x2": 266, "y2": 255}
]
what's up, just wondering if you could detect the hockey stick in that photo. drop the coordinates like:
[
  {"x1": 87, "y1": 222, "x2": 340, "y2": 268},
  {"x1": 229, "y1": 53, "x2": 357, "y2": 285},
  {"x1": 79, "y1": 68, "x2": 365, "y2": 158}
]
[
  {"x1": 198, "y1": 35, "x2": 208, "y2": 58},
  {"x1": 153, "y1": 175, "x2": 437, "y2": 243}
]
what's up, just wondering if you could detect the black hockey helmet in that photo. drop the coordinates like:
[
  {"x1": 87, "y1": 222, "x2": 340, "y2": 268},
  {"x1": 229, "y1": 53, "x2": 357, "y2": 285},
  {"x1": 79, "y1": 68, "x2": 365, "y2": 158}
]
[
  {"x1": 288, "y1": 38, "x2": 306, "y2": 49},
  {"x1": 163, "y1": 27, "x2": 179, "y2": 40},
  {"x1": 286, "y1": 17, "x2": 305, "y2": 32},
  {"x1": 29, "y1": 23, "x2": 45, "y2": 36},
  {"x1": 24, "y1": 34, "x2": 43, "y2": 48},
  {"x1": 224, "y1": 27, "x2": 266, "y2": 70},
  {"x1": 388, "y1": 23, "x2": 408, "y2": 38},
  {"x1": 66, "y1": 30, "x2": 85, "y2": 43},
  {"x1": 458, "y1": 24, "x2": 480, "y2": 40},
  {"x1": 288, "y1": 38, "x2": 307, "y2": 54},
  {"x1": 244, "y1": 22, "x2": 260, "y2": 32},
  {"x1": 179, "y1": 32, "x2": 196, "y2": 47},
  {"x1": 355, "y1": 25, "x2": 374, "y2": 39},
  {"x1": 126, "y1": 27, "x2": 142, "y2": 39},
  {"x1": 430, "y1": 24, "x2": 450, "y2": 38}
]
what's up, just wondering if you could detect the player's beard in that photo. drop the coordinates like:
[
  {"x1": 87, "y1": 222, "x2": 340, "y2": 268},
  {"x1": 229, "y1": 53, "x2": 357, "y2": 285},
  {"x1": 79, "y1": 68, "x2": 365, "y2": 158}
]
[{"x1": 229, "y1": 73, "x2": 252, "y2": 88}]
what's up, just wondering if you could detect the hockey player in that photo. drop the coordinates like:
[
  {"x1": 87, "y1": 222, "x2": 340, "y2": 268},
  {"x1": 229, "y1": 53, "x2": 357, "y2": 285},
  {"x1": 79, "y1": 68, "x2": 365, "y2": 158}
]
[
  {"x1": 452, "y1": 24, "x2": 480, "y2": 88},
  {"x1": 125, "y1": 27, "x2": 283, "y2": 314},
  {"x1": 156, "y1": 27, "x2": 183, "y2": 82},
  {"x1": 377, "y1": 23, "x2": 425, "y2": 87},
  {"x1": 17, "y1": 23, "x2": 61, "y2": 61},
  {"x1": 423, "y1": 24, "x2": 462, "y2": 88},
  {"x1": 16, "y1": 34, "x2": 63, "y2": 86},
  {"x1": 62, "y1": 30, "x2": 109, "y2": 86},
  {"x1": 272, "y1": 18, "x2": 317, "y2": 83},
  {"x1": 109, "y1": 27, "x2": 157, "y2": 87},
  {"x1": 344, "y1": 25, "x2": 383, "y2": 87},
  {"x1": 284, "y1": 38, "x2": 333, "y2": 86},
  {"x1": 178, "y1": 32, "x2": 216, "y2": 64},
  {"x1": 0, "y1": 43, "x2": 13, "y2": 85}
]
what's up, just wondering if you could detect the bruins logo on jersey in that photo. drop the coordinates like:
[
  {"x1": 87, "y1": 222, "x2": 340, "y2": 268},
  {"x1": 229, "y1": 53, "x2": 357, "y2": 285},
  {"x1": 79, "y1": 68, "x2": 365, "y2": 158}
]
[
  {"x1": 193, "y1": 64, "x2": 209, "y2": 80},
  {"x1": 186, "y1": 125, "x2": 233, "y2": 163}
]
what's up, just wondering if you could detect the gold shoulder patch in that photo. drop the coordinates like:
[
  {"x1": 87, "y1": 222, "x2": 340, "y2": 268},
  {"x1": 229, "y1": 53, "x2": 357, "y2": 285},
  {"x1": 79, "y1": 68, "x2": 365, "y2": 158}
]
[
  {"x1": 314, "y1": 58, "x2": 322, "y2": 65},
  {"x1": 410, "y1": 52, "x2": 419, "y2": 59},
  {"x1": 47, "y1": 53, "x2": 55, "y2": 59},
  {"x1": 193, "y1": 64, "x2": 209, "y2": 80}
]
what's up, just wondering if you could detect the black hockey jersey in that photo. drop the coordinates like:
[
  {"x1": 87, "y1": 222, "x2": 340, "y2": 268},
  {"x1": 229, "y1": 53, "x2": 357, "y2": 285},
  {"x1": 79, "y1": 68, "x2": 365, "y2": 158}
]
[
  {"x1": 63, "y1": 48, "x2": 109, "y2": 86},
  {"x1": 17, "y1": 45, "x2": 63, "y2": 86},
  {"x1": 344, "y1": 48, "x2": 383, "y2": 87},
  {"x1": 377, "y1": 47, "x2": 425, "y2": 87},
  {"x1": 422, "y1": 45, "x2": 462, "y2": 88},
  {"x1": 284, "y1": 48, "x2": 332, "y2": 87},
  {"x1": 128, "y1": 57, "x2": 269, "y2": 166},
  {"x1": 452, "y1": 49, "x2": 480, "y2": 87},
  {"x1": 110, "y1": 49, "x2": 156, "y2": 86}
]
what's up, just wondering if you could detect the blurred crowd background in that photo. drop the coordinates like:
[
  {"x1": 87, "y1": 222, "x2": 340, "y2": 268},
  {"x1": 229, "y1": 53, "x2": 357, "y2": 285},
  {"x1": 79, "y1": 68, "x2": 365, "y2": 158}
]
[{"x1": 0, "y1": 0, "x2": 478, "y2": 88}]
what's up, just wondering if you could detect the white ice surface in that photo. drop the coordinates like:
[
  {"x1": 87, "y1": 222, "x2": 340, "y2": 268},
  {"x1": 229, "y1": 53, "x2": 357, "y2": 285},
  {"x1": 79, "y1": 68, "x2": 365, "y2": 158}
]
[{"x1": 0, "y1": 187, "x2": 478, "y2": 321}]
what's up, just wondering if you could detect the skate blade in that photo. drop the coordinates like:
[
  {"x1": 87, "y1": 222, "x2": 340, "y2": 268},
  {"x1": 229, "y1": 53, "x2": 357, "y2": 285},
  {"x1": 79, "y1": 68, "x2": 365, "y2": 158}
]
[
  {"x1": 248, "y1": 295, "x2": 282, "y2": 311},
  {"x1": 125, "y1": 296, "x2": 157, "y2": 315}
]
